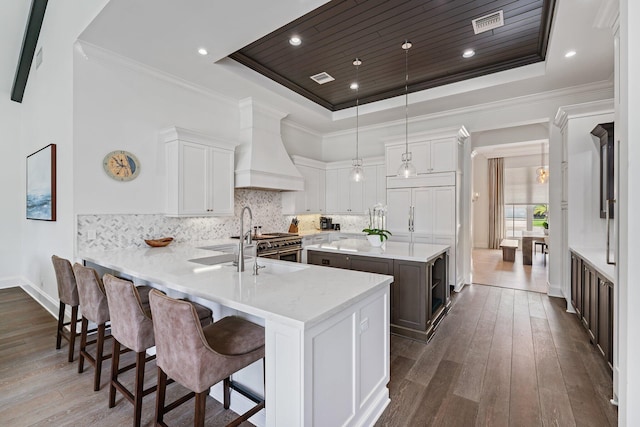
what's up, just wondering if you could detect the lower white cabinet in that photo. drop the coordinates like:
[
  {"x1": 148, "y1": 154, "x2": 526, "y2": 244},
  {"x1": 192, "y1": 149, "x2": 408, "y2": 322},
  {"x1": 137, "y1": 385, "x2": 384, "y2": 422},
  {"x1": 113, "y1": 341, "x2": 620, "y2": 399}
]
[{"x1": 162, "y1": 127, "x2": 237, "y2": 217}]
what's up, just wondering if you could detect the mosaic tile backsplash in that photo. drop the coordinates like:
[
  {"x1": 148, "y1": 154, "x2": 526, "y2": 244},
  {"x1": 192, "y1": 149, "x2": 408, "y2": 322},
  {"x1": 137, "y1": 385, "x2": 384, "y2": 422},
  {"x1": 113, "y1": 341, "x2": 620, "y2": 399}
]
[{"x1": 77, "y1": 189, "x2": 369, "y2": 251}]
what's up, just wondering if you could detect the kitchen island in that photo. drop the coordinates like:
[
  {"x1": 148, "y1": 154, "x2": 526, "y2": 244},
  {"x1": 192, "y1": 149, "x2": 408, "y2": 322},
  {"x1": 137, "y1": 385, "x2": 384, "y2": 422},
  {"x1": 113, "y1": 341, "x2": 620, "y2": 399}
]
[
  {"x1": 79, "y1": 241, "x2": 392, "y2": 427},
  {"x1": 304, "y1": 239, "x2": 450, "y2": 342}
]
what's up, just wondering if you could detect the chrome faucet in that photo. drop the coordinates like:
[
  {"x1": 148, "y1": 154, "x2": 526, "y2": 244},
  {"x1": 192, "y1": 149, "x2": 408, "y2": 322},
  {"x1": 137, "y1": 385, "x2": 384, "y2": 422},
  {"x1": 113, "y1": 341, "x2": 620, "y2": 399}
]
[{"x1": 238, "y1": 206, "x2": 253, "y2": 272}]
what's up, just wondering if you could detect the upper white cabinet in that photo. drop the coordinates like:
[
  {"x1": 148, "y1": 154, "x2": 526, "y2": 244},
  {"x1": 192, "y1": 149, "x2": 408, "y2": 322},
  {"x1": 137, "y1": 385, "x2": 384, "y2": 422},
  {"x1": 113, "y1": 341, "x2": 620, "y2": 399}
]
[
  {"x1": 385, "y1": 137, "x2": 456, "y2": 176},
  {"x1": 161, "y1": 127, "x2": 238, "y2": 217},
  {"x1": 325, "y1": 158, "x2": 385, "y2": 214},
  {"x1": 281, "y1": 156, "x2": 326, "y2": 214}
]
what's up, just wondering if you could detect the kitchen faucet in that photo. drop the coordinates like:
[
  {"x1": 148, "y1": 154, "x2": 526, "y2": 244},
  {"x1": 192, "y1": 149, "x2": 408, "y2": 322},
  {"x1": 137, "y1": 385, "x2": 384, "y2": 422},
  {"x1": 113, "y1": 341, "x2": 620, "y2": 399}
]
[{"x1": 238, "y1": 206, "x2": 253, "y2": 272}]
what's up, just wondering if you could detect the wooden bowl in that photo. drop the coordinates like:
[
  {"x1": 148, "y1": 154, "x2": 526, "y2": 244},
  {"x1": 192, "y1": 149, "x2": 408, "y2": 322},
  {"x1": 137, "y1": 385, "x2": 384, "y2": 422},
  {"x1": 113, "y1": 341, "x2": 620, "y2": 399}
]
[{"x1": 144, "y1": 237, "x2": 174, "y2": 247}]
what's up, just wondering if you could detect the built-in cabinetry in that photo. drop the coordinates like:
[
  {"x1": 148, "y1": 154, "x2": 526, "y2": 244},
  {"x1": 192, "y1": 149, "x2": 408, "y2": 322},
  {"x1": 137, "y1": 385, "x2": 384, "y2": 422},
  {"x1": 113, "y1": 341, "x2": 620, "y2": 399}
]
[
  {"x1": 307, "y1": 249, "x2": 449, "y2": 342},
  {"x1": 161, "y1": 126, "x2": 238, "y2": 216},
  {"x1": 384, "y1": 128, "x2": 468, "y2": 289},
  {"x1": 325, "y1": 158, "x2": 385, "y2": 214},
  {"x1": 570, "y1": 251, "x2": 614, "y2": 369},
  {"x1": 385, "y1": 137, "x2": 456, "y2": 176},
  {"x1": 282, "y1": 156, "x2": 326, "y2": 214}
]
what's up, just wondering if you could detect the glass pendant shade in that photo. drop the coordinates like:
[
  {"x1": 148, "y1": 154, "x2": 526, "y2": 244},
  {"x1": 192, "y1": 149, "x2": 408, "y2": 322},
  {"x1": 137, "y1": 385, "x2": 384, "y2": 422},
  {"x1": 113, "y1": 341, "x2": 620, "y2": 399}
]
[
  {"x1": 398, "y1": 40, "x2": 416, "y2": 178},
  {"x1": 350, "y1": 58, "x2": 364, "y2": 182},
  {"x1": 536, "y1": 143, "x2": 548, "y2": 184},
  {"x1": 350, "y1": 159, "x2": 364, "y2": 182}
]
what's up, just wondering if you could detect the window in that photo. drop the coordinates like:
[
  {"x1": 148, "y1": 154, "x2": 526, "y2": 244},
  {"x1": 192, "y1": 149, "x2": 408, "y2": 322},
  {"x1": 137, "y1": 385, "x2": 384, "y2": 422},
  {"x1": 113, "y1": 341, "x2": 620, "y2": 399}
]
[{"x1": 505, "y1": 203, "x2": 548, "y2": 238}]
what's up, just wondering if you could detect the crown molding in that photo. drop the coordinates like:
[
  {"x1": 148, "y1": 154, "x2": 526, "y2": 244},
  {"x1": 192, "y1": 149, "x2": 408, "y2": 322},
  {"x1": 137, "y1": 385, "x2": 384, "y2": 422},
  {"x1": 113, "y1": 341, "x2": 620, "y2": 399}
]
[
  {"x1": 322, "y1": 80, "x2": 614, "y2": 139},
  {"x1": 593, "y1": 0, "x2": 619, "y2": 30},
  {"x1": 553, "y1": 99, "x2": 614, "y2": 129},
  {"x1": 75, "y1": 41, "x2": 237, "y2": 107}
]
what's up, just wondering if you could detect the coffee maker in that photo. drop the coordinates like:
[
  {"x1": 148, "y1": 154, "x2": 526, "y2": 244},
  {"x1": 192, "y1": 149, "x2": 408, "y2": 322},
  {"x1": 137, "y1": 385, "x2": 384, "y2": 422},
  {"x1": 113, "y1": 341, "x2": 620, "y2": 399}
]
[{"x1": 320, "y1": 216, "x2": 333, "y2": 230}]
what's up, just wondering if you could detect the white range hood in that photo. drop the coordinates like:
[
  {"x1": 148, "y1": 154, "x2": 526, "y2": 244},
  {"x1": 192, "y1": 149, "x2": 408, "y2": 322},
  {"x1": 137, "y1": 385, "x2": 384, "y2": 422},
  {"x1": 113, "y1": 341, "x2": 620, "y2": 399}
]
[{"x1": 234, "y1": 98, "x2": 304, "y2": 191}]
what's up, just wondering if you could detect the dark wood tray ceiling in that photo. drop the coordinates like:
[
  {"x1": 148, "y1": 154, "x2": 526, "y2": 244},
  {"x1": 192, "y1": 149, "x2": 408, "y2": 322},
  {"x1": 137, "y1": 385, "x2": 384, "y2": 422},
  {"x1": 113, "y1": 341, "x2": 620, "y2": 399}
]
[{"x1": 229, "y1": 0, "x2": 556, "y2": 111}]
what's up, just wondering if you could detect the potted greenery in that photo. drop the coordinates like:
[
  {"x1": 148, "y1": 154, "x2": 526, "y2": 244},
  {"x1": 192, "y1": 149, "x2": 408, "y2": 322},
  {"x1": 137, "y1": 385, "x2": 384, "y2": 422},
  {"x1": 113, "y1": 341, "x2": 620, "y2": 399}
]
[
  {"x1": 542, "y1": 221, "x2": 549, "y2": 235},
  {"x1": 363, "y1": 204, "x2": 392, "y2": 247}
]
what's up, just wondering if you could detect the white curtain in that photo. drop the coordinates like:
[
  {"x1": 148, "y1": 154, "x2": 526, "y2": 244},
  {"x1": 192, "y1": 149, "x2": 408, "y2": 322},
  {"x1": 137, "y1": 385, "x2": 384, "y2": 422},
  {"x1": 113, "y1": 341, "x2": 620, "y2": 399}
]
[{"x1": 488, "y1": 157, "x2": 505, "y2": 249}]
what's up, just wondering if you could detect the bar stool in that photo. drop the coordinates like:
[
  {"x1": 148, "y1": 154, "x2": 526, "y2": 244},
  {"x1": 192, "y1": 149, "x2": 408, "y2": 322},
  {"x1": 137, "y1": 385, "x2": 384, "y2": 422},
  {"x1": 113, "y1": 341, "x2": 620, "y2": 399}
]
[
  {"x1": 52, "y1": 255, "x2": 81, "y2": 362},
  {"x1": 73, "y1": 263, "x2": 113, "y2": 391},
  {"x1": 103, "y1": 275, "x2": 213, "y2": 427},
  {"x1": 148, "y1": 289, "x2": 265, "y2": 427}
]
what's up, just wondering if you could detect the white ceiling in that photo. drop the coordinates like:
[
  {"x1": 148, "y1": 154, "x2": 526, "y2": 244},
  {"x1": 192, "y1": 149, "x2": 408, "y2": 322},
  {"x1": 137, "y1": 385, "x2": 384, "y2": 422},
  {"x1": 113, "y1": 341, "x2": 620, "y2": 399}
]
[{"x1": 3, "y1": 0, "x2": 615, "y2": 134}]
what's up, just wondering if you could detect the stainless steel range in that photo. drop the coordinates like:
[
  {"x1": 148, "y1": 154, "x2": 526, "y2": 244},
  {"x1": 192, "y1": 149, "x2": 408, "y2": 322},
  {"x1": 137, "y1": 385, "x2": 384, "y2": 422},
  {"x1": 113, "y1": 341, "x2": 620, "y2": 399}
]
[{"x1": 232, "y1": 233, "x2": 302, "y2": 262}]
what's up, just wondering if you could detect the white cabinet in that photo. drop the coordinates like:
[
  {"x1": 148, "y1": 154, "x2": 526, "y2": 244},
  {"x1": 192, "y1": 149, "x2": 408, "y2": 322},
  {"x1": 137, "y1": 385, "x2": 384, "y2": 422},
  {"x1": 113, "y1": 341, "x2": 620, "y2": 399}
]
[
  {"x1": 387, "y1": 186, "x2": 454, "y2": 240},
  {"x1": 325, "y1": 168, "x2": 363, "y2": 214},
  {"x1": 326, "y1": 159, "x2": 385, "y2": 214},
  {"x1": 282, "y1": 156, "x2": 326, "y2": 214},
  {"x1": 387, "y1": 186, "x2": 456, "y2": 285},
  {"x1": 161, "y1": 127, "x2": 237, "y2": 217},
  {"x1": 385, "y1": 137, "x2": 456, "y2": 176}
]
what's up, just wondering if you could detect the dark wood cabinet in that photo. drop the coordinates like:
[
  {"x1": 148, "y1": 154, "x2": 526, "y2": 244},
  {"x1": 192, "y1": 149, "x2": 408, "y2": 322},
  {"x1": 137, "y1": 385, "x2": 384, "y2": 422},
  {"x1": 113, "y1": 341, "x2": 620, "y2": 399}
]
[
  {"x1": 307, "y1": 249, "x2": 449, "y2": 341},
  {"x1": 597, "y1": 277, "x2": 614, "y2": 368},
  {"x1": 392, "y1": 260, "x2": 427, "y2": 331},
  {"x1": 307, "y1": 251, "x2": 350, "y2": 269},
  {"x1": 570, "y1": 250, "x2": 614, "y2": 372},
  {"x1": 570, "y1": 254, "x2": 581, "y2": 315}
]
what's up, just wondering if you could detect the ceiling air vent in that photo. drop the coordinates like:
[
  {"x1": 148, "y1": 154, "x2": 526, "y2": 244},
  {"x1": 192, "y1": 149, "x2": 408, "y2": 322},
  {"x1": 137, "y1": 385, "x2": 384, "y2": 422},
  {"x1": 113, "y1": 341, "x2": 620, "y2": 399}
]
[
  {"x1": 472, "y1": 10, "x2": 504, "y2": 34},
  {"x1": 310, "y1": 72, "x2": 335, "y2": 85}
]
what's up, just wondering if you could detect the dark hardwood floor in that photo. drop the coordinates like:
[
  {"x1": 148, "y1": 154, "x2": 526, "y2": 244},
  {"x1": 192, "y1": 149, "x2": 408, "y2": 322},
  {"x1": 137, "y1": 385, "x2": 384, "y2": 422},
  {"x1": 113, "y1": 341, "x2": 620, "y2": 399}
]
[
  {"x1": 0, "y1": 285, "x2": 617, "y2": 426},
  {"x1": 0, "y1": 287, "x2": 251, "y2": 427},
  {"x1": 375, "y1": 284, "x2": 617, "y2": 426}
]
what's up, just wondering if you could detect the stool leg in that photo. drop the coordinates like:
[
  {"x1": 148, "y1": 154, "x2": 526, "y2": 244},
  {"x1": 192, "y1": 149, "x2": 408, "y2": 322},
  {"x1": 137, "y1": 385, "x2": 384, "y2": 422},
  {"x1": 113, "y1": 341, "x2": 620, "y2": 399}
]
[
  {"x1": 94, "y1": 323, "x2": 106, "y2": 391},
  {"x1": 56, "y1": 302, "x2": 65, "y2": 349},
  {"x1": 133, "y1": 351, "x2": 146, "y2": 427},
  {"x1": 194, "y1": 390, "x2": 208, "y2": 427},
  {"x1": 109, "y1": 339, "x2": 120, "y2": 408},
  {"x1": 223, "y1": 377, "x2": 231, "y2": 409},
  {"x1": 68, "y1": 305, "x2": 78, "y2": 362},
  {"x1": 155, "y1": 367, "x2": 168, "y2": 426},
  {"x1": 78, "y1": 317, "x2": 88, "y2": 373}
]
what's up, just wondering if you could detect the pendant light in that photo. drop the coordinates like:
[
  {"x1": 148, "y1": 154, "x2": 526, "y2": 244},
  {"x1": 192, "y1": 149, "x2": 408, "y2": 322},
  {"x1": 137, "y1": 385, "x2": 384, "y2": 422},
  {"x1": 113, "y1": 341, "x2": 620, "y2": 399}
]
[
  {"x1": 536, "y1": 142, "x2": 549, "y2": 184},
  {"x1": 350, "y1": 58, "x2": 364, "y2": 182},
  {"x1": 397, "y1": 40, "x2": 416, "y2": 178}
]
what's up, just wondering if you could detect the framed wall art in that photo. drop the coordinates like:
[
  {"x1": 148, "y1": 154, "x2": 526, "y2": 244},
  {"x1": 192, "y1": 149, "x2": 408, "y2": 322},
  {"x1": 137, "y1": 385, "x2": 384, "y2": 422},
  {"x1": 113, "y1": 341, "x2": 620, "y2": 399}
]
[{"x1": 26, "y1": 143, "x2": 56, "y2": 221}]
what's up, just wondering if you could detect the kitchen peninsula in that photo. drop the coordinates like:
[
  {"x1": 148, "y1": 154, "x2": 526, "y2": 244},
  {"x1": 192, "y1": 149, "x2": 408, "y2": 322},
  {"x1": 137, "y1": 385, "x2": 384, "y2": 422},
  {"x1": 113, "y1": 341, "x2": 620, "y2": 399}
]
[
  {"x1": 305, "y1": 239, "x2": 450, "y2": 342},
  {"x1": 80, "y1": 242, "x2": 392, "y2": 427}
]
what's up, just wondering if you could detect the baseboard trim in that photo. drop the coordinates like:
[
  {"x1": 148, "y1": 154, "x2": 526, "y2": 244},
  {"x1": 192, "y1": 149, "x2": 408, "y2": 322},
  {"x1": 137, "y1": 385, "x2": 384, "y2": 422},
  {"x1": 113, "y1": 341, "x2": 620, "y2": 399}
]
[
  {"x1": 547, "y1": 282, "x2": 563, "y2": 298},
  {"x1": 1, "y1": 276, "x2": 60, "y2": 319}
]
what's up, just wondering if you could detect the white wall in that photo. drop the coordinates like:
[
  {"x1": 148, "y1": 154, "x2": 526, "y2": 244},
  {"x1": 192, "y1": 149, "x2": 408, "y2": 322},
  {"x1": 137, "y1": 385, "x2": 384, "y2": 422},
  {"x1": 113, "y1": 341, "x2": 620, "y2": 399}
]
[
  {"x1": 73, "y1": 42, "x2": 240, "y2": 214},
  {"x1": 322, "y1": 86, "x2": 612, "y2": 162},
  {"x1": 17, "y1": 1, "x2": 108, "y2": 310},
  {"x1": 567, "y1": 112, "x2": 614, "y2": 249},
  {"x1": 471, "y1": 152, "x2": 489, "y2": 248},
  {"x1": 0, "y1": 97, "x2": 23, "y2": 284},
  {"x1": 281, "y1": 122, "x2": 323, "y2": 160}
]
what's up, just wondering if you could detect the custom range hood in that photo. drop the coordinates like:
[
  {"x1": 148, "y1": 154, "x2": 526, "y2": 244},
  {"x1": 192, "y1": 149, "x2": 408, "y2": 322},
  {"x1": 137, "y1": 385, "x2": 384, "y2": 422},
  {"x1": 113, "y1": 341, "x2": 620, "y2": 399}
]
[{"x1": 234, "y1": 98, "x2": 303, "y2": 191}]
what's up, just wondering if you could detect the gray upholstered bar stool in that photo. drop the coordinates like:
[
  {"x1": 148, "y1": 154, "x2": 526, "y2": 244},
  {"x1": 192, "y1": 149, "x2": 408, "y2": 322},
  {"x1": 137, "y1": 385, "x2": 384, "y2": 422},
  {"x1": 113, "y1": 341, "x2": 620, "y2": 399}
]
[
  {"x1": 103, "y1": 275, "x2": 212, "y2": 427},
  {"x1": 148, "y1": 289, "x2": 265, "y2": 427},
  {"x1": 73, "y1": 263, "x2": 113, "y2": 391},
  {"x1": 52, "y1": 255, "x2": 81, "y2": 362}
]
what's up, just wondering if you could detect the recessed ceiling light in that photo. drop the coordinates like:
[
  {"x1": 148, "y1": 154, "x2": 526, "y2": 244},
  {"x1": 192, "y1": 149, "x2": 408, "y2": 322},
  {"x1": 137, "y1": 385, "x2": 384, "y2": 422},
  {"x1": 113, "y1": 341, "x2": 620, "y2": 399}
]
[
  {"x1": 197, "y1": 48, "x2": 208, "y2": 56},
  {"x1": 350, "y1": 82, "x2": 358, "y2": 90},
  {"x1": 462, "y1": 49, "x2": 475, "y2": 58},
  {"x1": 565, "y1": 50, "x2": 577, "y2": 58},
  {"x1": 289, "y1": 36, "x2": 302, "y2": 46}
]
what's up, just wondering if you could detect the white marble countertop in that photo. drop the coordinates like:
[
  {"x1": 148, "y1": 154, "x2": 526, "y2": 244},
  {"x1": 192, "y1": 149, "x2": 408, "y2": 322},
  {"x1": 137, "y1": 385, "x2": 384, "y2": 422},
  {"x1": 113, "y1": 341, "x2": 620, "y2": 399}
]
[
  {"x1": 304, "y1": 239, "x2": 449, "y2": 263},
  {"x1": 79, "y1": 241, "x2": 392, "y2": 329},
  {"x1": 570, "y1": 246, "x2": 616, "y2": 283}
]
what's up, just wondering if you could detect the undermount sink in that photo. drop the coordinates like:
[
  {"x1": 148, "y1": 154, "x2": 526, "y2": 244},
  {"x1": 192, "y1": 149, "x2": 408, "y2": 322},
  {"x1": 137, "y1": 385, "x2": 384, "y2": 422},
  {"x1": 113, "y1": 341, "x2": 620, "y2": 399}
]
[{"x1": 257, "y1": 259, "x2": 309, "y2": 275}]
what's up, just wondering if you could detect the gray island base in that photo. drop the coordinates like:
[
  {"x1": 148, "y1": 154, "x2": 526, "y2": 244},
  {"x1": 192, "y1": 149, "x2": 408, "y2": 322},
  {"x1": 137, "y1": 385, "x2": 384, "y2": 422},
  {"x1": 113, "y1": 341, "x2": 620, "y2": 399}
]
[{"x1": 305, "y1": 239, "x2": 450, "y2": 342}]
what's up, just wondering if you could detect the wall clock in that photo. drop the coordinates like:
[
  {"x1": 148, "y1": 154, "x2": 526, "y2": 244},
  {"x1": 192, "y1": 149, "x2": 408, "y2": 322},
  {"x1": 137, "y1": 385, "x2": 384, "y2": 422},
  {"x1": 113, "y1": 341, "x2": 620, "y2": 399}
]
[{"x1": 103, "y1": 150, "x2": 140, "y2": 181}]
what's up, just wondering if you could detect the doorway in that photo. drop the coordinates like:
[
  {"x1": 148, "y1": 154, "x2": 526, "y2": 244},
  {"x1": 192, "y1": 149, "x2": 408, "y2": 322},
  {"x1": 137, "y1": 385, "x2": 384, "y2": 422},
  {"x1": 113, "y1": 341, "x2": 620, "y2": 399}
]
[{"x1": 470, "y1": 139, "x2": 549, "y2": 293}]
